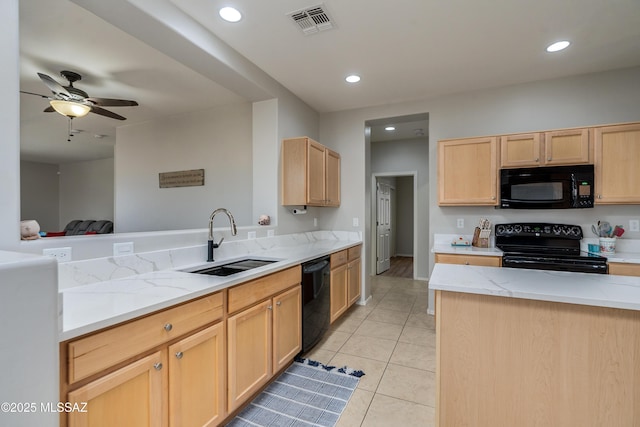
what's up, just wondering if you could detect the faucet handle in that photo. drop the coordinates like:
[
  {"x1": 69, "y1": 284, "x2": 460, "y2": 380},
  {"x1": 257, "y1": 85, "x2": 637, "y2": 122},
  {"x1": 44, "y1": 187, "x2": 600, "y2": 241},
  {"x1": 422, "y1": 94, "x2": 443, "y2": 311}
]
[{"x1": 213, "y1": 237, "x2": 224, "y2": 248}]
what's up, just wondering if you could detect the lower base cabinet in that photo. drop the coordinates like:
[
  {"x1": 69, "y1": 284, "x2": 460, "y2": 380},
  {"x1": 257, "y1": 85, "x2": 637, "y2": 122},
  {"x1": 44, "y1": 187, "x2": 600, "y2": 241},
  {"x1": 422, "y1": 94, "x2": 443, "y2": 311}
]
[
  {"x1": 609, "y1": 262, "x2": 640, "y2": 277},
  {"x1": 67, "y1": 351, "x2": 166, "y2": 427},
  {"x1": 330, "y1": 245, "x2": 362, "y2": 323},
  {"x1": 67, "y1": 322, "x2": 225, "y2": 427},
  {"x1": 226, "y1": 267, "x2": 302, "y2": 414},
  {"x1": 435, "y1": 253, "x2": 502, "y2": 267}
]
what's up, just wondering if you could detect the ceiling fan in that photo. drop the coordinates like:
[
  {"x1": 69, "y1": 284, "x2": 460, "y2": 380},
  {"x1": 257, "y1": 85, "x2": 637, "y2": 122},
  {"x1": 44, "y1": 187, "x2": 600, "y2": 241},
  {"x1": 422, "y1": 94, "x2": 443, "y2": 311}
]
[{"x1": 21, "y1": 70, "x2": 138, "y2": 120}]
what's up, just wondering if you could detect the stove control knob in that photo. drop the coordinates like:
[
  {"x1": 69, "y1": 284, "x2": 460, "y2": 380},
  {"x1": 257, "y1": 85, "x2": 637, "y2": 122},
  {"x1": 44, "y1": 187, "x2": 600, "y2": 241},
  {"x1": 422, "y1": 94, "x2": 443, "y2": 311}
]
[
  {"x1": 570, "y1": 226, "x2": 582, "y2": 236},
  {"x1": 514, "y1": 225, "x2": 522, "y2": 233},
  {"x1": 552, "y1": 225, "x2": 563, "y2": 235},
  {"x1": 496, "y1": 225, "x2": 505, "y2": 235}
]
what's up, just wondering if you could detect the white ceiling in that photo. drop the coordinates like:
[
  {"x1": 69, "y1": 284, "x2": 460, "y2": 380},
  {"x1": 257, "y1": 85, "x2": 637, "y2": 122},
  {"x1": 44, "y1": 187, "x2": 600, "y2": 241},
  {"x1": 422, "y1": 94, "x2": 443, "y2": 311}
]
[{"x1": 19, "y1": 0, "x2": 640, "y2": 163}]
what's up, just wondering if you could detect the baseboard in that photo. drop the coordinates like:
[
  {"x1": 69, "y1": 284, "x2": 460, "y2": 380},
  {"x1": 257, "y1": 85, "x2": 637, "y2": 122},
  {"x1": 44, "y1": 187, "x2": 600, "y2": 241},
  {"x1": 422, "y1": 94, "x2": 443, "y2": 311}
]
[
  {"x1": 356, "y1": 295, "x2": 372, "y2": 306},
  {"x1": 427, "y1": 308, "x2": 435, "y2": 316},
  {"x1": 393, "y1": 253, "x2": 414, "y2": 258}
]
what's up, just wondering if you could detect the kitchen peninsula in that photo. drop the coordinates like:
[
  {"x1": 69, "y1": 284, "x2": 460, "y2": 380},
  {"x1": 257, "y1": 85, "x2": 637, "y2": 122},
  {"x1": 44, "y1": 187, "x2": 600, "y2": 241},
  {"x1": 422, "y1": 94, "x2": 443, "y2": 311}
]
[{"x1": 430, "y1": 264, "x2": 640, "y2": 427}]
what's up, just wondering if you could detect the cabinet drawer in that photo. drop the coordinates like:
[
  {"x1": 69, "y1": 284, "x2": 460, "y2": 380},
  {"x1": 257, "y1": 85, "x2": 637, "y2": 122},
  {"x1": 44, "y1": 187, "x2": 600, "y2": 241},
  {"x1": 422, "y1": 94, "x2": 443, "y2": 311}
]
[
  {"x1": 608, "y1": 262, "x2": 640, "y2": 277},
  {"x1": 331, "y1": 250, "x2": 348, "y2": 267},
  {"x1": 435, "y1": 253, "x2": 502, "y2": 267},
  {"x1": 227, "y1": 266, "x2": 301, "y2": 314},
  {"x1": 348, "y1": 245, "x2": 362, "y2": 260},
  {"x1": 67, "y1": 292, "x2": 223, "y2": 384}
]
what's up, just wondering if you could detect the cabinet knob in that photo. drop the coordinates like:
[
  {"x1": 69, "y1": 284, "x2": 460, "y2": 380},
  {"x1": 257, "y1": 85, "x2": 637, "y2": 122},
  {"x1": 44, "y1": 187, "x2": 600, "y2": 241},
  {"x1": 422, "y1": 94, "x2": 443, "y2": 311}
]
[
  {"x1": 491, "y1": 196, "x2": 496, "y2": 200},
  {"x1": 276, "y1": 301, "x2": 282, "y2": 306},
  {"x1": 597, "y1": 194, "x2": 602, "y2": 199},
  {"x1": 535, "y1": 158, "x2": 539, "y2": 162},
  {"x1": 464, "y1": 261, "x2": 470, "y2": 265},
  {"x1": 164, "y1": 323, "x2": 173, "y2": 332},
  {"x1": 267, "y1": 305, "x2": 273, "y2": 311},
  {"x1": 154, "y1": 363, "x2": 163, "y2": 371},
  {"x1": 175, "y1": 351, "x2": 183, "y2": 360},
  {"x1": 547, "y1": 157, "x2": 552, "y2": 161}
]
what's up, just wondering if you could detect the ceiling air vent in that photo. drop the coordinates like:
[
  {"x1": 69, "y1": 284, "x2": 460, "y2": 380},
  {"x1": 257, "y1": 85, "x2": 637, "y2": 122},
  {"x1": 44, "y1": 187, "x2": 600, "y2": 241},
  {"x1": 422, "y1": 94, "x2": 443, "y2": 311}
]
[{"x1": 288, "y1": 4, "x2": 334, "y2": 35}]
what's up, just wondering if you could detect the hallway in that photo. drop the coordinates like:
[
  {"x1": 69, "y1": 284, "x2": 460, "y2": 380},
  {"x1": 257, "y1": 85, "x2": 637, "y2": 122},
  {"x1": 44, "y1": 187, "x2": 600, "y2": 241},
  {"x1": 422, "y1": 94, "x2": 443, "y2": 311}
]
[{"x1": 303, "y1": 275, "x2": 435, "y2": 426}]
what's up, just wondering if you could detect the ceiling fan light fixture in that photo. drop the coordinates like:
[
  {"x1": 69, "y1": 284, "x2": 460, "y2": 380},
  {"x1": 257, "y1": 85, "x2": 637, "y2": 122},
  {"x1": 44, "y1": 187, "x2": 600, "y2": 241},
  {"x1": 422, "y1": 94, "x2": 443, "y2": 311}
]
[{"x1": 50, "y1": 100, "x2": 91, "y2": 118}]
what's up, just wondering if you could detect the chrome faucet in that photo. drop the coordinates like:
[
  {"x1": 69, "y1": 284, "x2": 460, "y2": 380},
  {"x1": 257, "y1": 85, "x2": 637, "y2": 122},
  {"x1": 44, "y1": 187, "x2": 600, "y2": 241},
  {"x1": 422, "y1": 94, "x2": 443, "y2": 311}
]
[{"x1": 207, "y1": 208, "x2": 237, "y2": 262}]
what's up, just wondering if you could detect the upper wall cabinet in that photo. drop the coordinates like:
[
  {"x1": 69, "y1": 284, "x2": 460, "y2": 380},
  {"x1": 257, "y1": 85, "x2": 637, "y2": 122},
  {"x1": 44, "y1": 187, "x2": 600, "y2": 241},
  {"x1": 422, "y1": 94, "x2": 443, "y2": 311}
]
[
  {"x1": 594, "y1": 123, "x2": 640, "y2": 204},
  {"x1": 282, "y1": 137, "x2": 341, "y2": 207},
  {"x1": 438, "y1": 137, "x2": 499, "y2": 206},
  {"x1": 500, "y1": 128, "x2": 590, "y2": 168}
]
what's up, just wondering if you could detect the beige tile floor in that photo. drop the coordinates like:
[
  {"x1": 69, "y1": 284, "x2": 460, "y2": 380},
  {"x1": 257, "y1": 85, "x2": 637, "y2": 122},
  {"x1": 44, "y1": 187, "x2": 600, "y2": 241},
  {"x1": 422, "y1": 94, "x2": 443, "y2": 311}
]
[{"x1": 302, "y1": 275, "x2": 436, "y2": 427}]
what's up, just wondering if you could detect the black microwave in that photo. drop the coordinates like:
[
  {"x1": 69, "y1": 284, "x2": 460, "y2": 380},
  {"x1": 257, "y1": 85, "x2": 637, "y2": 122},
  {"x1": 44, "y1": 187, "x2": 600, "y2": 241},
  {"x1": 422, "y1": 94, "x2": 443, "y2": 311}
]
[{"x1": 500, "y1": 165, "x2": 594, "y2": 209}]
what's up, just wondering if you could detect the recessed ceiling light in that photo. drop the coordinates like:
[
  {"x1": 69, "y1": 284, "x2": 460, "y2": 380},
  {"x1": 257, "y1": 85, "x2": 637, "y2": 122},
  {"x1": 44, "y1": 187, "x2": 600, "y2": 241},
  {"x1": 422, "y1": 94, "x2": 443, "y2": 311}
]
[
  {"x1": 219, "y1": 6, "x2": 242, "y2": 22},
  {"x1": 345, "y1": 74, "x2": 361, "y2": 83},
  {"x1": 385, "y1": 126, "x2": 396, "y2": 131},
  {"x1": 546, "y1": 40, "x2": 570, "y2": 53}
]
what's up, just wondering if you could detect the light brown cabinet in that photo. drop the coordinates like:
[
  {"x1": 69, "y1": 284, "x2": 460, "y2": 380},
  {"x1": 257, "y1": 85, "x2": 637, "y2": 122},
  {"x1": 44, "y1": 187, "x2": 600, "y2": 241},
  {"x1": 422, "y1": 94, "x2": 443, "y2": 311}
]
[
  {"x1": 281, "y1": 137, "x2": 340, "y2": 206},
  {"x1": 438, "y1": 137, "x2": 499, "y2": 206},
  {"x1": 500, "y1": 129, "x2": 590, "y2": 168},
  {"x1": 63, "y1": 293, "x2": 225, "y2": 427},
  {"x1": 608, "y1": 262, "x2": 640, "y2": 277},
  {"x1": 435, "y1": 253, "x2": 502, "y2": 267},
  {"x1": 330, "y1": 245, "x2": 362, "y2": 323},
  {"x1": 594, "y1": 123, "x2": 640, "y2": 204},
  {"x1": 226, "y1": 266, "x2": 301, "y2": 413}
]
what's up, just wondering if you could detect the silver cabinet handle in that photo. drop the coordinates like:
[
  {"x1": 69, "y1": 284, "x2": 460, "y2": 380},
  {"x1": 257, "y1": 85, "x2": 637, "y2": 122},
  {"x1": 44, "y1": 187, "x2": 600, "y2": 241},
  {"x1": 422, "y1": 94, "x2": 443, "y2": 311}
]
[
  {"x1": 164, "y1": 323, "x2": 173, "y2": 332},
  {"x1": 597, "y1": 194, "x2": 602, "y2": 199},
  {"x1": 154, "y1": 363, "x2": 163, "y2": 371},
  {"x1": 175, "y1": 351, "x2": 183, "y2": 360}
]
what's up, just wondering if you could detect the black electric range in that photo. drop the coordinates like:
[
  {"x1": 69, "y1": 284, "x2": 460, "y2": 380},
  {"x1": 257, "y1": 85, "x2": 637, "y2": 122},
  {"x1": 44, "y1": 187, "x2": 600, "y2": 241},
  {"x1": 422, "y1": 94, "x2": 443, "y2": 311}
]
[{"x1": 495, "y1": 223, "x2": 608, "y2": 274}]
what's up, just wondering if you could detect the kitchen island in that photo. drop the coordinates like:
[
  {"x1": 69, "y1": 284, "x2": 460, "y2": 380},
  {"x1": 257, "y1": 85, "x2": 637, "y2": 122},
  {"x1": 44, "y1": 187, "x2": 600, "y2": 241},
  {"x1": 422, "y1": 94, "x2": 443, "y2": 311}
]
[{"x1": 430, "y1": 263, "x2": 640, "y2": 427}]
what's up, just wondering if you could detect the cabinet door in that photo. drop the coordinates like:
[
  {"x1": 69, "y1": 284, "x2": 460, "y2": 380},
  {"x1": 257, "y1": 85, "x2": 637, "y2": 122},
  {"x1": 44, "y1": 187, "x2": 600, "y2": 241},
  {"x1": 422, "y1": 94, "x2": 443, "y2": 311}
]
[
  {"x1": 325, "y1": 148, "x2": 341, "y2": 206},
  {"x1": 307, "y1": 139, "x2": 326, "y2": 205},
  {"x1": 544, "y1": 128, "x2": 590, "y2": 165},
  {"x1": 608, "y1": 262, "x2": 640, "y2": 277},
  {"x1": 168, "y1": 323, "x2": 225, "y2": 427},
  {"x1": 273, "y1": 286, "x2": 302, "y2": 372},
  {"x1": 67, "y1": 351, "x2": 166, "y2": 427},
  {"x1": 594, "y1": 123, "x2": 640, "y2": 204},
  {"x1": 500, "y1": 133, "x2": 542, "y2": 168},
  {"x1": 438, "y1": 137, "x2": 499, "y2": 205},
  {"x1": 347, "y1": 257, "x2": 361, "y2": 306},
  {"x1": 227, "y1": 300, "x2": 272, "y2": 412},
  {"x1": 330, "y1": 264, "x2": 348, "y2": 323}
]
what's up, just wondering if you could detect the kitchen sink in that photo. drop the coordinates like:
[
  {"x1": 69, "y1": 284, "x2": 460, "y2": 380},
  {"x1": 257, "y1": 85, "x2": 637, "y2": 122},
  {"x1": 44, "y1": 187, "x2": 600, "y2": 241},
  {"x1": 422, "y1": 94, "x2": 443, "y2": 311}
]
[{"x1": 188, "y1": 259, "x2": 278, "y2": 276}]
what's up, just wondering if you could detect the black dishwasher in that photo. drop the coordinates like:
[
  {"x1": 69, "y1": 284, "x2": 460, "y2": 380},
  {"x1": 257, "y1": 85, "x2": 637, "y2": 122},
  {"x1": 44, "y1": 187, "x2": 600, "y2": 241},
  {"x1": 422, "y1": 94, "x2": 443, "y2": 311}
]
[{"x1": 300, "y1": 256, "x2": 331, "y2": 353}]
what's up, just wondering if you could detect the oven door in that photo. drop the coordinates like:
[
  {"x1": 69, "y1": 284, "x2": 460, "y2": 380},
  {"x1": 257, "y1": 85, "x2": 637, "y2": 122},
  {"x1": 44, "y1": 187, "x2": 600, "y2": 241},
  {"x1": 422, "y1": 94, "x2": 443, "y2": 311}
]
[{"x1": 500, "y1": 167, "x2": 573, "y2": 209}]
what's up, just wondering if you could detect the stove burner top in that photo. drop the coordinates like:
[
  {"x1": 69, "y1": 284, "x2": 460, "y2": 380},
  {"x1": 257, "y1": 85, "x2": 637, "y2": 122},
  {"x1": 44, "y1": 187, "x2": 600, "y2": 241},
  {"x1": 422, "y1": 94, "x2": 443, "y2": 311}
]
[{"x1": 496, "y1": 223, "x2": 608, "y2": 274}]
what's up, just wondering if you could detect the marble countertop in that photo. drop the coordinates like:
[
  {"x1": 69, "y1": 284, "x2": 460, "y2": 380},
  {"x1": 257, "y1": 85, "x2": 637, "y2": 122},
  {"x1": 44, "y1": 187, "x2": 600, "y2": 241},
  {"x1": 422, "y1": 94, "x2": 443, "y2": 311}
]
[
  {"x1": 60, "y1": 235, "x2": 361, "y2": 341},
  {"x1": 430, "y1": 263, "x2": 640, "y2": 311},
  {"x1": 431, "y1": 234, "x2": 502, "y2": 256}
]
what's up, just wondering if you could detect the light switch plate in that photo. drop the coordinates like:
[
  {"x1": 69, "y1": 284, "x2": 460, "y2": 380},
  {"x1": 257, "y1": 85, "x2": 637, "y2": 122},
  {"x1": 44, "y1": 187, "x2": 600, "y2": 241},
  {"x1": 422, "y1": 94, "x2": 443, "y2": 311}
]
[{"x1": 630, "y1": 220, "x2": 640, "y2": 232}]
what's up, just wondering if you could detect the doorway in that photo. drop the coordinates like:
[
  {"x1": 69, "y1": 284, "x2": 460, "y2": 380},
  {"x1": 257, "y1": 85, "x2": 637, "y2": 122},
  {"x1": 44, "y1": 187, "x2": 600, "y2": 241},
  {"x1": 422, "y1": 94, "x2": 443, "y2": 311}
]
[{"x1": 373, "y1": 173, "x2": 416, "y2": 278}]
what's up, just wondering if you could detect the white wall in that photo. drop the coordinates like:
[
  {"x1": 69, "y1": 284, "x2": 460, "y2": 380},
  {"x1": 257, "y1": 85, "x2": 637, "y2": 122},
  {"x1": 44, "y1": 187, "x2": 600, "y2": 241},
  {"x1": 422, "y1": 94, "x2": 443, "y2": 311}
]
[
  {"x1": 396, "y1": 176, "x2": 414, "y2": 256},
  {"x1": 0, "y1": 0, "x2": 20, "y2": 251},
  {"x1": 59, "y1": 158, "x2": 114, "y2": 229},
  {"x1": 321, "y1": 66, "x2": 640, "y2": 307},
  {"x1": 20, "y1": 160, "x2": 60, "y2": 231},
  {"x1": 115, "y1": 103, "x2": 253, "y2": 232}
]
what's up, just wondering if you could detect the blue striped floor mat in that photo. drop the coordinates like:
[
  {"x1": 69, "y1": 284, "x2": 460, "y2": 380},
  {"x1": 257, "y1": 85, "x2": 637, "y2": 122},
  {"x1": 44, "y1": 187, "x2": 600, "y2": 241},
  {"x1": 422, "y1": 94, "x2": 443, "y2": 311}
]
[{"x1": 226, "y1": 358, "x2": 364, "y2": 427}]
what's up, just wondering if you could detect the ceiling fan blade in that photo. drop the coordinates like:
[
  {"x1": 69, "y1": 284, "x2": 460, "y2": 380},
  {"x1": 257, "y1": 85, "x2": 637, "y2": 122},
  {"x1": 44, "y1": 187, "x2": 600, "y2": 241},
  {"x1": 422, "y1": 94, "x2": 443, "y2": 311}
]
[
  {"x1": 43, "y1": 106, "x2": 55, "y2": 112},
  {"x1": 37, "y1": 73, "x2": 71, "y2": 99},
  {"x1": 20, "y1": 90, "x2": 51, "y2": 99},
  {"x1": 86, "y1": 97, "x2": 138, "y2": 107},
  {"x1": 90, "y1": 106, "x2": 127, "y2": 120}
]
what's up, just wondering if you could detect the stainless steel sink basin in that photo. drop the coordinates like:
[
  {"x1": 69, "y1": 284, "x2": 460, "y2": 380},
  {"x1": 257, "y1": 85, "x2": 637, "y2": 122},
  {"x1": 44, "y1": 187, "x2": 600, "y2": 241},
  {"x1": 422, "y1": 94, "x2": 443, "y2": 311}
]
[{"x1": 188, "y1": 259, "x2": 278, "y2": 276}]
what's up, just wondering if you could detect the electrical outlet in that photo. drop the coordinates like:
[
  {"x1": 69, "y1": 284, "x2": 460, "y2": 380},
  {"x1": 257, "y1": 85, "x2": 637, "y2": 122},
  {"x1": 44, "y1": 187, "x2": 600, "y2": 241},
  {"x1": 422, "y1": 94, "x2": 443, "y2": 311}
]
[
  {"x1": 248, "y1": 231, "x2": 256, "y2": 239},
  {"x1": 313, "y1": 218, "x2": 318, "y2": 227},
  {"x1": 630, "y1": 220, "x2": 640, "y2": 232},
  {"x1": 457, "y1": 218, "x2": 464, "y2": 228},
  {"x1": 43, "y1": 247, "x2": 72, "y2": 262},
  {"x1": 113, "y1": 242, "x2": 134, "y2": 256},
  {"x1": 353, "y1": 217, "x2": 359, "y2": 227},
  {"x1": 267, "y1": 230, "x2": 274, "y2": 238}
]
